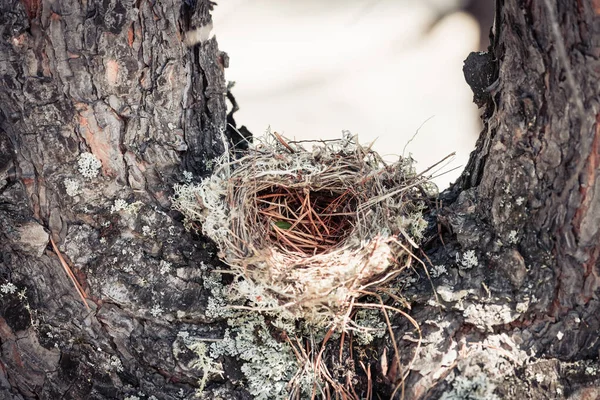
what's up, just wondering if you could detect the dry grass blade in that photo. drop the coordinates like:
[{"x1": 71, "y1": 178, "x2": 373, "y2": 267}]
[
  {"x1": 355, "y1": 294, "x2": 423, "y2": 400},
  {"x1": 358, "y1": 361, "x2": 372, "y2": 400}
]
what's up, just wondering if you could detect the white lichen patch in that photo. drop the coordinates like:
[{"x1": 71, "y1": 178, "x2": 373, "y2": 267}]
[
  {"x1": 110, "y1": 199, "x2": 143, "y2": 214},
  {"x1": 534, "y1": 372, "x2": 544, "y2": 383},
  {"x1": 585, "y1": 365, "x2": 598, "y2": 375},
  {"x1": 507, "y1": 230, "x2": 518, "y2": 244},
  {"x1": 0, "y1": 282, "x2": 17, "y2": 295},
  {"x1": 78, "y1": 152, "x2": 102, "y2": 179},
  {"x1": 430, "y1": 264, "x2": 448, "y2": 278},
  {"x1": 101, "y1": 278, "x2": 131, "y2": 303},
  {"x1": 108, "y1": 355, "x2": 124, "y2": 372},
  {"x1": 172, "y1": 173, "x2": 229, "y2": 243},
  {"x1": 202, "y1": 271, "x2": 232, "y2": 320},
  {"x1": 459, "y1": 250, "x2": 478, "y2": 269},
  {"x1": 149, "y1": 305, "x2": 164, "y2": 318},
  {"x1": 515, "y1": 300, "x2": 529, "y2": 313},
  {"x1": 159, "y1": 260, "x2": 172, "y2": 275},
  {"x1": 440, "y1": 332, "x2": 530, "y2": 400},
  {"x1": 436, "y1": 286, "x2": 473, "y2": 304},
  {"x1": 63, "y1": 178, "x2": 81, "y2": 197},
  {"x1": 410, "y1": 320, "x2": 458, "y2": 378},
  {"x1": 463, "y1": 303, "x2": 518, "y2": 331},
  {"x1": 141, "y1": 225, "x2": 155, "y2": 237},
  {"x1": 111, "y1": 199, "x2": 129, "y2": 213}
]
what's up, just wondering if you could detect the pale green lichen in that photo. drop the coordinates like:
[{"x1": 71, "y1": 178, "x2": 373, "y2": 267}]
[
  {"x1": 171, "y1": 160, "x2": 229, "y2": 238},
  {"x1": 201, "y1": 268, "x2": 365, "y2": 399},
  {"x1": 175, "y1": 331, "x2": 224, "y2": 397},
  {"x1": 210, "y1": 313, "x2": 297, "y2": 400},
  {"x1": 110, "y1": 199, "x2": 144, "y2": 214},
  {"x1": 201, "y1": 269, "x2": 307, "y2": 399},
  {"x1": 352, "y1": 309, "x2": 387, "y2": 345},
  {"x1": 202, "y1": 271, "x2": 232, "y2": 319},
  {"x1": 440, "y1": 373, "x2": 499, "y2": 400},
  {"x1": 188, "y1": 341, "x2": 224, "y2": 396}
]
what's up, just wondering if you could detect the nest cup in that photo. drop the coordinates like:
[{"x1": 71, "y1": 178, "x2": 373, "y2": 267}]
[{"x1": 173, "y1": 133, "x2": 433, "y2": 326}]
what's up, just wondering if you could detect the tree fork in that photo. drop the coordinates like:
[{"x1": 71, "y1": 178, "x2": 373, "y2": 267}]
[{"x1": 1, "y1": 0, "x2": 600, "y2": 399}]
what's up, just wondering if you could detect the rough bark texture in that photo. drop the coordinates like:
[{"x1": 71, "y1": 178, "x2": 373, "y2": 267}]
[
  {"x1": 408, "y1": 0, "x2": 600, "y2": 398},
  {"x1": 0, "y1": 0, "x2": 243, "y2": 399},
  {"x1": 1, "y1": 0, "x2": 600, "y2": 399}
]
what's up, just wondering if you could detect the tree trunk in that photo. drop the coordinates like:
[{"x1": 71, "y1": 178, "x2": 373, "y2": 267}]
[
  {"x1": 412, "y1": 0, "x2": 600, "y2": 398},
  {"x1": 0, "y1": 0, "x2": 244, "y2": 398},
  {"x1": 1, "y1": 0, "x2": 599, "y2": 399}
]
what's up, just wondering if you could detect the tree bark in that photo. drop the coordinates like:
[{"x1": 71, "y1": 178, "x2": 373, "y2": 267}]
[
  {"x1": 409, "y1": 0, "x2": 600, "y2": 398},
  {"x1": 0, "y1": 0, "x2": 244, "y2": 399},
  {"x1": 1, "y1": 0, "x2": 600, "y2": 399}
]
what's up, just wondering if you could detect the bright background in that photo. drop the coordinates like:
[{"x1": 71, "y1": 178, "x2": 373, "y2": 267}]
[{"x1": 212, "y1": 0, "x2": 492, "y2": 189}]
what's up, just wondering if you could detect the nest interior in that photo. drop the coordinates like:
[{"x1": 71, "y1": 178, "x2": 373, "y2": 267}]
[
  {"x1": 173, "y1": 133, "x2": 434, "y2": 326},
  {"x1": 255, "y1": 185, "x2": 359, "y2": 255}
]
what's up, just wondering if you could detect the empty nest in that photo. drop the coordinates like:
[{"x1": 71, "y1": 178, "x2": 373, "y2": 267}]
[{"x1": 172, "y1": 132, "x2": 435, "y2": 326}]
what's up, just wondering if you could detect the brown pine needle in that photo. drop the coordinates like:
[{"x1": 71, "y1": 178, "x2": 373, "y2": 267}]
[
  {"x1": 273, "y1": 131, "x2": 296, "y2": 153},
  {"x1": 49, "y1": 236, "x2": 90, "y2": 310},
  {"x1": 271, "y1": 223, "x2": 307, "y2": 253}
]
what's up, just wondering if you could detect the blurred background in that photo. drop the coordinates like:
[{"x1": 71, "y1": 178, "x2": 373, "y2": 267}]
[{"x1": 212, "y1": 0, "x2": 494, "y2": 189}]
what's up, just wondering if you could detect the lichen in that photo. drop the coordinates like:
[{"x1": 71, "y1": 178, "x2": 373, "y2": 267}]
[
  {"x1": 430, "y1": 264, "x2": 448, "y2": 278},
  {"x1": 64, "y1": 178, "x2": 81, "y2": 197},
  {"x1": 507, "y1": 230, "x2": 518, "y2": 244},
  {"x1": 188, "y1": 341, "x2": 224, "y2": 396},
  {"x1": 463, "y1": 303, "x2": 518, "y2": 331},
  {"x1": 458, "y1": 250, "x2": 478, "y2": 269},
  {"x1": 352, "y1": 309, "x2": 387, "y2": 345},
  {"x1": 210, "y1": 313, "x2": 297, "y2": 399},
  {"x1": 110, "y1": 199, "x2": 143, "y2": 214},
  {"x1": 77, "y1": 152, "x2": 102, "y2": 179},
  {"x1": 0, "y1": 282, "x2": 17, "y2": 295},
  {"x1": 159, "y1": 260, "x2": 172, "y2": 275},
  {"x1": 440, "y1": 373, "x2": 499, "y2": 400}
]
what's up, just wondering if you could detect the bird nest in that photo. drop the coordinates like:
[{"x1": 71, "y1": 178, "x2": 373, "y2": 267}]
[{"x1": 172, "y1": 132, "x2": 435, "y2": 326}]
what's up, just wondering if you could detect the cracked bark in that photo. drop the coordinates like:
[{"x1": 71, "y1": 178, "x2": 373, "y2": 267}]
[
  {"x1": 0, "y1": 0, "x2": 242, "y2": 399},
  {"x1": 1, "y1": 0, "x2": 600, "y2": 399}
]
